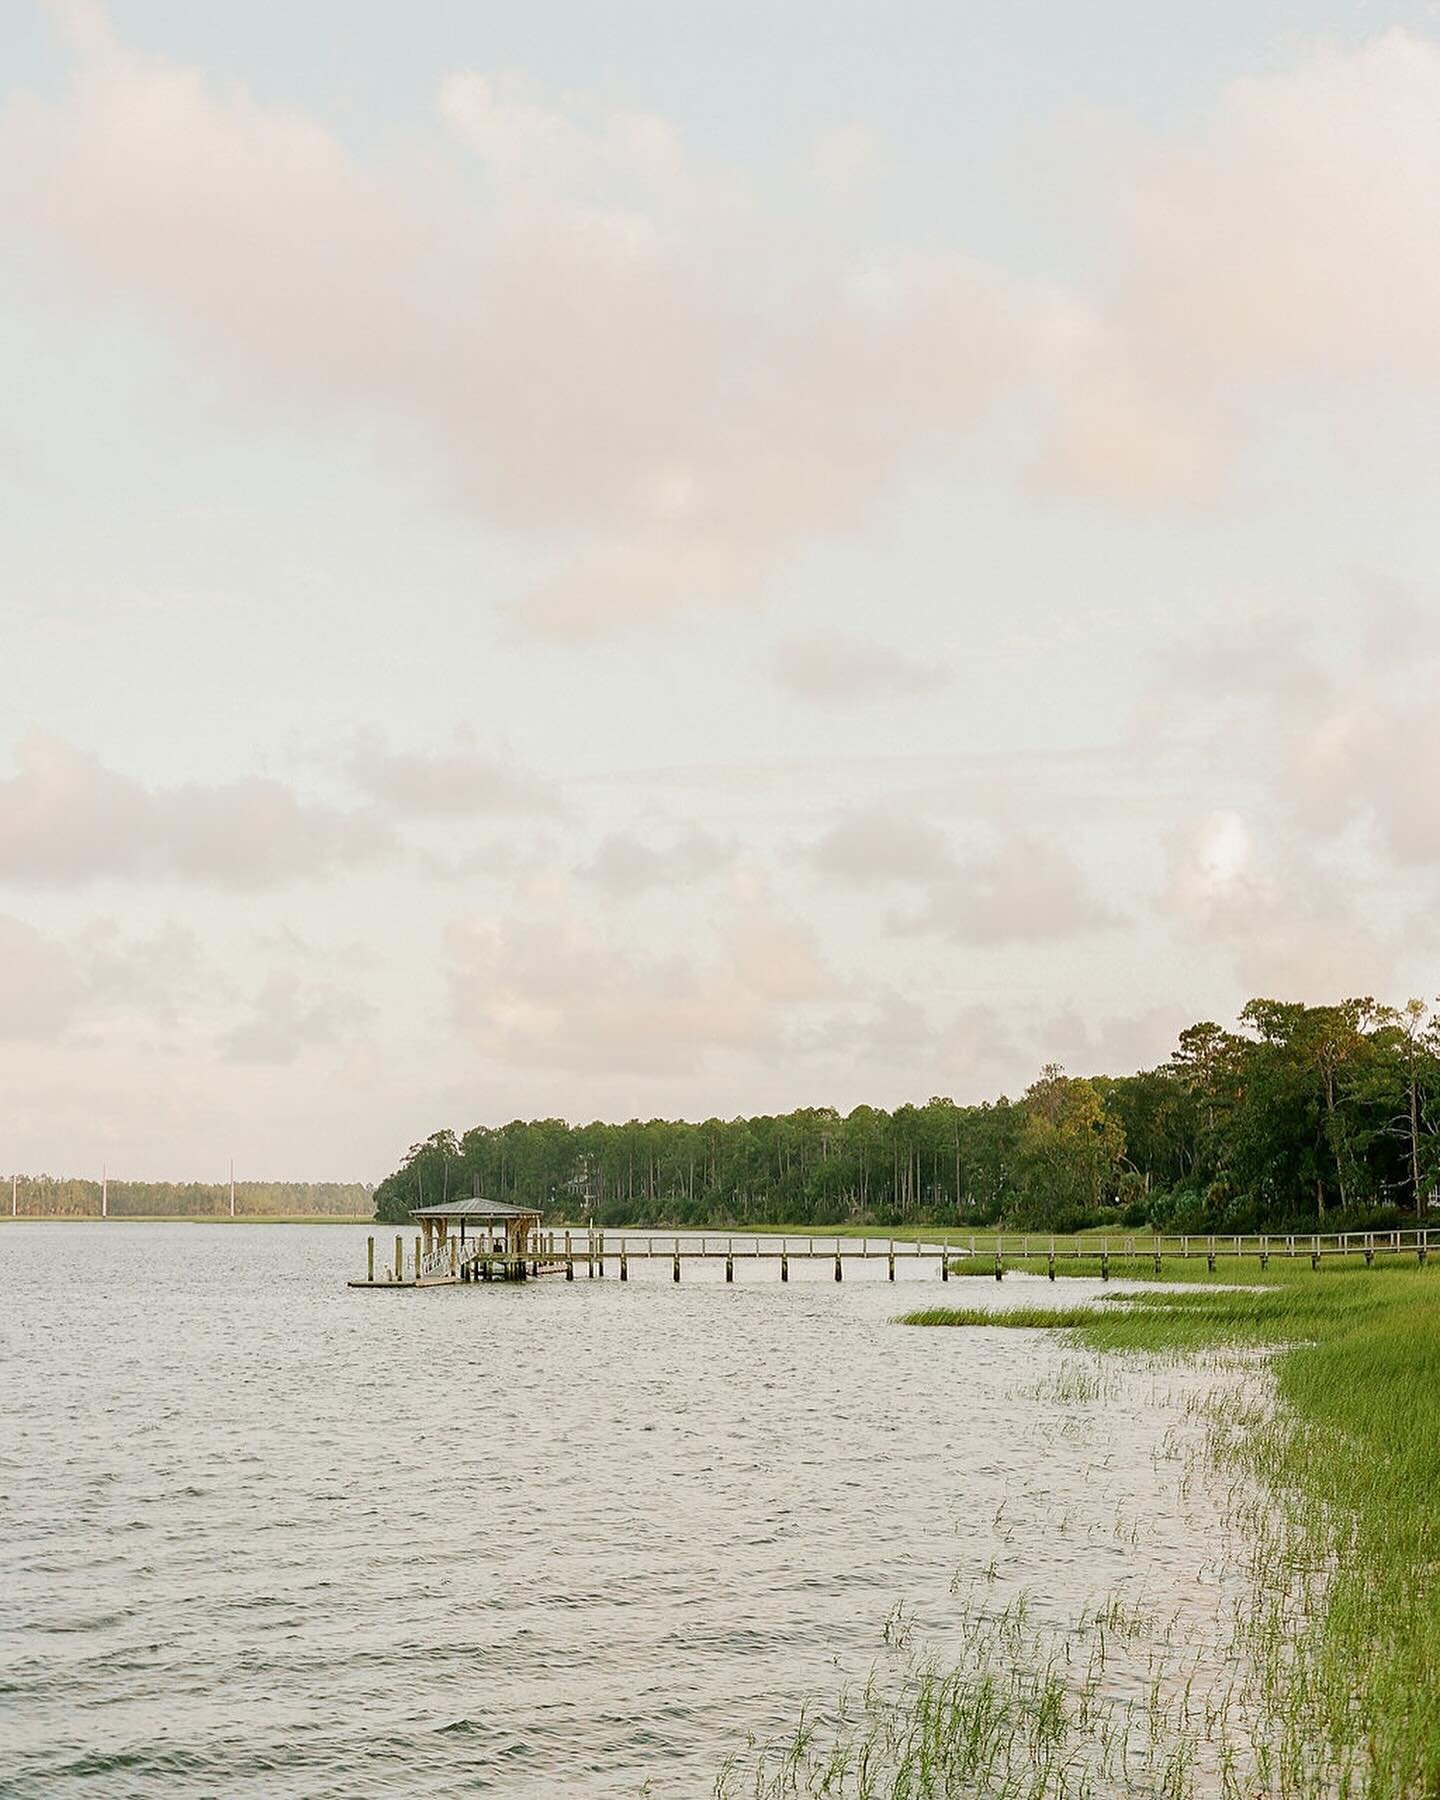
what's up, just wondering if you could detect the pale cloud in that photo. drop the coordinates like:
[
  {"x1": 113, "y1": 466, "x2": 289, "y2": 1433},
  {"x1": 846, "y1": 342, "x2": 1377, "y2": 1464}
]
[
  {"x1": 894, "y1": 837, "x2": 1118, "y2": 945},
  {"x1": 774, "y1": 631, "x2": 951, "y2": 703},
  {"x1": 0, "y1": 913, "x2": 213, "y2": 1044},
  {"x1": 0, "y1": 735, "x2": 387, "y2": 888},
  {"x1": 220, "y1": 971, "x2": 376, "y2": 1065},
  {"x1": 812, "y1": 805, "x2": 1114, "y2": 944},
  {"x1": 0, "y1": 13, "x2": 1040, "y2": 636},
  {"x1": 0, "y1": 915, "x2": 84, "y2": 1041},
  {"x1": 809, "y1": 807, "x2": 953, "y2": 885},
  {"x1": 1036, "y1": 30, "x2": 1440, "y2": 501},
  {"x1": 446, "y1": 889, "x2": 837, "y2": 1075},
  {"x1": 346, "y1": 735, "x2": 559, "y2": 818},
  {"x1": 1163, "y1": 813, "x2": 1396, "y2": 996},
  {"x1": 579, "y1": 829, "x2": 732, "y2": 898}
]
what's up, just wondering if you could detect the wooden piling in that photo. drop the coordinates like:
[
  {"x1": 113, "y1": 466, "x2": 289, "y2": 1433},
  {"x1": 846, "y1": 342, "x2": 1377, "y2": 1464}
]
[
  {"x1": 834, "y1": 1249, "x2": 842, "y2": 1281},
  {"x1": 394, "y1": 1235, "x2": 402, "y2": 1285},
  {"x1": 994, "y1": 1249, "x2": 1003, "y2": 1282},
  {"x1": 1100, "y1": 1249, "x2": 1110, "y2": 1281},
  {"x1": 367, "y1": 1236, "x2": 375, "y2": 1283},
  {"x1": 620, "y1": 1251, "x2": 628, "y2": 1281},
  {"x1": 1048, "y1": 1248, "x2": 1056, "y2": 1281},
  {"x1": 725, "y1": 1253, "x2": 733, "y2": 1283},
  {"x1": 566, "y1": 1256, "x2": 574, "y2": 1281},
  {"x1": 672, "y1": 1249, "x2": 681, "y2": 1282},
  {"x1": 780, "y1": 1251, "x2": 789, "y2": 1281}
]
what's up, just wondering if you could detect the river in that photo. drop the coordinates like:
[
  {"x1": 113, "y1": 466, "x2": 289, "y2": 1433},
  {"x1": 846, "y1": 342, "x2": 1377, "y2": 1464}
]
[{"x1": 2, "y1": 1223, "x2": 1241, "y2": 1796}]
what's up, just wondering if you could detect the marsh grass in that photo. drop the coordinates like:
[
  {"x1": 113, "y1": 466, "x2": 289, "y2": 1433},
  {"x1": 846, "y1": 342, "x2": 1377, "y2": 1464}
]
[{"x1": 719, "y1": 1261, "x2": 1440, "y2": 1796}]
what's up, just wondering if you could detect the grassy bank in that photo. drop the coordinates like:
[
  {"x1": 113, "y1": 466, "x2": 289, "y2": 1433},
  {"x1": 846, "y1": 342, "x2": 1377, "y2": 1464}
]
[
  {"x1": 899, "y1": 1259, "x2": 1440, "y2": 1794},
  {"x1": 719, "y1": 1258, "x2": 1438, "y2": 1794}
]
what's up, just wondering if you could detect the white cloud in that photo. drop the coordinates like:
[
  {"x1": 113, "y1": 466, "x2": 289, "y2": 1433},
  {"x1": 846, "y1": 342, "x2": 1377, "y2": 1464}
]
[
  {"x1": 578, "y1": 829, "x2": 731, "y2": 898},
  {"x1": 220, "y1": 971, "x2": 376, "y2": 1065},
  {"x1": 774, "y1": 631, "x2": 951, "y2": 703},
  {"x1": 1035, "y1": 30, "x2": 1440, "y2": 501},
  {"x1": 446, "y1": 889, "x2": 836, "y2": 1076},
  {"x1": 346, "y1": 735, "x2": 559, "y2": 818},
  {"x1": 0, "y1": 735, "x2": 387, "y2": 888},
  {"x1": 809, "y1": 807, "x2": 953, "y2": 885},
  {"x1": 0, "y1": 16, "x2": 1039, "y2": 635},
  {"x1": 894, "y1": 837, "x2": 1118, "y2": 945}
]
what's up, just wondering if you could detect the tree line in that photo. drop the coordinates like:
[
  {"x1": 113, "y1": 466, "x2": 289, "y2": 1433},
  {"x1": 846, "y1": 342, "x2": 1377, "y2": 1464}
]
[
  {"x1": 373, "y1": 997, "x2": 1440, "y2": 1234},
  {"x1": 4, "y1": 1178, "x2": 373, "y2": 1218}
]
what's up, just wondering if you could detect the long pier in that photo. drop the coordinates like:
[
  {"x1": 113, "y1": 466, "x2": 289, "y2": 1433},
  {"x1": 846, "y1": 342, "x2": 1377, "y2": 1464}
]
[{"x1": 348, "y1": 1226, "x2": 1435, "y2": 1289}]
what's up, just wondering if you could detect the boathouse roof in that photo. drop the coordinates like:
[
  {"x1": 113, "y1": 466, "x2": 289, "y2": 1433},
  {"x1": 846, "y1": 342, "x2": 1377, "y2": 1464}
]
[{"x1": 409, "y1": 1197, "x2": 541, "y2": 1221}]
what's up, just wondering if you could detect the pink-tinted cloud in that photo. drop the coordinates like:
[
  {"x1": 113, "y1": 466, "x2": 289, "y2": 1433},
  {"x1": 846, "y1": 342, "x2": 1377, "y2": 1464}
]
[
  {"x1": 0, "y1": 735, "x2": 387, "y2": 887},
  {"x1": 0, "y1": 15, "x2": 1040, "y2": 635},
  {"x1": 774, "y1": 631, "x2": 950, "y2": 703}
]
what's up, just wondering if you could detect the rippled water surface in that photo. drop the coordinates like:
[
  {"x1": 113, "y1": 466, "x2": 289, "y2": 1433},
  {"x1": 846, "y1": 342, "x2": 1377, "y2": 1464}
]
[{"x1": 3, "y1": 1224, "x2": 1235, "y2": 1797}]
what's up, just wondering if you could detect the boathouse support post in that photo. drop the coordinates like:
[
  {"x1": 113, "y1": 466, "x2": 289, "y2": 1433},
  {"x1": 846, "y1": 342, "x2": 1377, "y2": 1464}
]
[
  {"x1": 367, "y1": 1236, "x2": 374, "y2": 1283},
  {"x1": 394, "y1": 1235, "x2": 402, "y2": 1284}
]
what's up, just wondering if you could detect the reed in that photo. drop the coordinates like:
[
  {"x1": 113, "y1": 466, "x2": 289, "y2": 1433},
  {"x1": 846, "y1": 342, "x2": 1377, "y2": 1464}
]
[{"x1": 720, "y1": 1260, "x2": 1440, "y2": 1794}]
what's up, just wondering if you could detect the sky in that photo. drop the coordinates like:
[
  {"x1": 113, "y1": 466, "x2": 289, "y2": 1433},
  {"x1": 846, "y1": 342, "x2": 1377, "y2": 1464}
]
[{"x1": 2, "y1": 0, "x2": 1439, "y2": 1181}]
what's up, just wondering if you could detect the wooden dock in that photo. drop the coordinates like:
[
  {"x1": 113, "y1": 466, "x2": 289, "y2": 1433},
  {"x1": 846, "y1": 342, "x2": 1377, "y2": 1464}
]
[{"x1": 347, "y1": 1226, "x2": 1435, "y2": 1289}]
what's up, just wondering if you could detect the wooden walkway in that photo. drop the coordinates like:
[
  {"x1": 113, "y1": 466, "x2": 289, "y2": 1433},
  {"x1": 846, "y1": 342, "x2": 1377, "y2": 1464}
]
[{"x1": 348, "y1": 1227, "x2": 1435, "y2": 1289}]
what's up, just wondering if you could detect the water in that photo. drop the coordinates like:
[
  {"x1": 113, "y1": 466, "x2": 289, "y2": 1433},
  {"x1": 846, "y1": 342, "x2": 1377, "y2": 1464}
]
[{"x1": 2, "y1": 1225, "x2": 1238, "y2": 1797}]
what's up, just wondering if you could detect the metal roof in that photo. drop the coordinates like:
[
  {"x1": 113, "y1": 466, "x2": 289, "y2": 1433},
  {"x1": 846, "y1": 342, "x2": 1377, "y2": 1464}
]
[{"x1": 409, "y1": 1198, "x2": 542, "y2": 1220}]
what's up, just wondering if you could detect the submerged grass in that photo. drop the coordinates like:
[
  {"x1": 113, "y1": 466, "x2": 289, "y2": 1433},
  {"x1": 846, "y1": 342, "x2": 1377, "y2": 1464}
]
[{"x1": 719, "y1": 1259, "x2": 1440, "y2": 1795}]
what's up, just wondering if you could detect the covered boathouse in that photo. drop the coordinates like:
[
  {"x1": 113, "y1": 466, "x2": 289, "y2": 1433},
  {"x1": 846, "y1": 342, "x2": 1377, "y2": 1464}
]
[{"x1": 411, "y1": 1197, "x2": 544, "y2": 1282}]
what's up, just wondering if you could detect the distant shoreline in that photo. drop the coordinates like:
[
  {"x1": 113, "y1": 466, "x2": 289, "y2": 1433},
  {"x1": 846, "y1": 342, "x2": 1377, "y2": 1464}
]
[{"x1": 0, "y1": 1215, "x2": 375, "y2": 1225}]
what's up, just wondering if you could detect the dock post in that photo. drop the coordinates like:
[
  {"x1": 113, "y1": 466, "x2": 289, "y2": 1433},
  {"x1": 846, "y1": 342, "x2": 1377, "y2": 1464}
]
[
  {"x1": 941, "y1": 1237, "x2": 949, "y2": 1282},
  {"x1": 620, "y1": 1250, "x2": 628, "y2": 1281},
  {"x1": 565, "y1": 1230, "x2": 572, "y2": 1263},
  {"x1": 394, "y1": 1235, "x2": 402, "y2": 1285},
  {"x1": 994, "y1": 1248, "x2": 1003, "y2": 1282},
  {"x1": 673, "y1": 1247, "x2": 681, "y2": 1282},
  {"x1": 1048, "y1": 1246, "x2": 1056, "y2": 1282},
  {"x1": 597, "y1": 1231, "x2": 605, "y2": 1279},
  {"x1": 1100, "y1": 1249, "x2": 1110, "y2": 1281},
  {"x1": 566, "y1": 1255, "x2": 574, "y2": 1281},
  {"x1": 780, "y1": 1250, "x2": 789, "y2": 1281},
  {"x1": 367, "y1": 1236, "x2": 374, "y2": 1283},
  {"x1": 888, "y1": 1240, "x2": 895, "y2": 1282},
  {"x1": 450, "y1": 1239, "x2": 458, "y2": 1276},
  {"x1": 415, "y1": 1236, "x2": 422, "y2": 1283},
  {"x1": 1153, "y1": 1243, "x2": 1162, "y2": 1275},
  {"x1": 725, "y1": 1252, "x2": 733, "y2": 1283},
  {"x1": 834, "y1": 1246, "x2": 842, "y2": 1281},
  {"x1": 1207, "y1": 1237, "x2": 1216, "y2": 1274}
]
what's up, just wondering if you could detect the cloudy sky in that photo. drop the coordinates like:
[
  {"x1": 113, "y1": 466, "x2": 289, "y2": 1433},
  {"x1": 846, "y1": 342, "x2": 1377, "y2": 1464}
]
[{"x1": 2, "y1": 0, "x2": 1438, "y2": 1180}]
